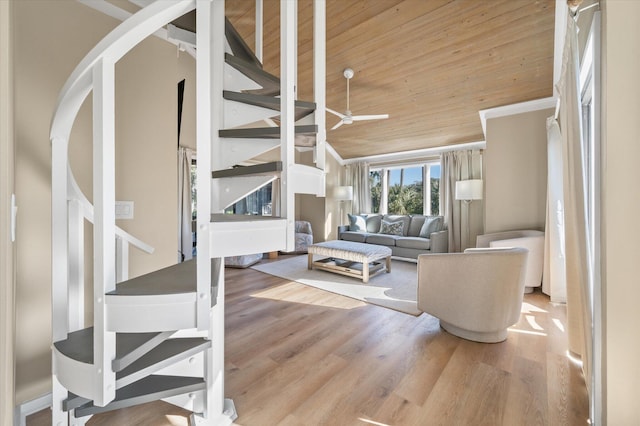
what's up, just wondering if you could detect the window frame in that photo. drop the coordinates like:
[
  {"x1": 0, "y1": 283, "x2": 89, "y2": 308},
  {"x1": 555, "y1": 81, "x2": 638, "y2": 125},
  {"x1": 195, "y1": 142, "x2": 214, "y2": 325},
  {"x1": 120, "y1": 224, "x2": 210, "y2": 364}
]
[{"x1": 370, "y1": 160, "x2": 441, "y2": 216}]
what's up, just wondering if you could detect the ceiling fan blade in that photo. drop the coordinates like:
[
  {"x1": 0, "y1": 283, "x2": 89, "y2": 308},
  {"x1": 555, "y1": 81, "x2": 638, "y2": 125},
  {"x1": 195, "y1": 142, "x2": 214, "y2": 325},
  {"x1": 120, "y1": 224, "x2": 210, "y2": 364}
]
[
  {"x1": 331, "y1": 120, "x2": 345, "y2": 130},
  {"x1": 326, "y1": 107, "x2": 346, "y2": 119},
  {"x1": 351, "y1": 114, "x2": 389, "y2": 121}
]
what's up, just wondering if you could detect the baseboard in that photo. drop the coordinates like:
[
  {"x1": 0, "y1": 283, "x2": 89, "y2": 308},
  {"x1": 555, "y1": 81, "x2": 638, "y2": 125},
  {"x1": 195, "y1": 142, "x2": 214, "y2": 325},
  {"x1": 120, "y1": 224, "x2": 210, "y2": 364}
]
[{"x1": 15, "y1": 392, "x2": 51, "y2": 426}]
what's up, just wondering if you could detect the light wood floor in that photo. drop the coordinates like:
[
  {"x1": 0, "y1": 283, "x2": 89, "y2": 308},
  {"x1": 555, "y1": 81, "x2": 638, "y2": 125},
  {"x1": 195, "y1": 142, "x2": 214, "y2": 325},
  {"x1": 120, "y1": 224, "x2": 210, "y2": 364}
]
[{"x1": 28, "y1": 257, "x2": 589, "y2": 425}]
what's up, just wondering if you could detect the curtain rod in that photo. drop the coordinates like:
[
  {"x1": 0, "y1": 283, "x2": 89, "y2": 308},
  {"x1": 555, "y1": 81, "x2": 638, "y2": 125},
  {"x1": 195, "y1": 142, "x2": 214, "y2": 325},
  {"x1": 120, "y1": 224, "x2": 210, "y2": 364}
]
[{"x1": 573, "y1": 2, "x2": 600, "y2": 20}]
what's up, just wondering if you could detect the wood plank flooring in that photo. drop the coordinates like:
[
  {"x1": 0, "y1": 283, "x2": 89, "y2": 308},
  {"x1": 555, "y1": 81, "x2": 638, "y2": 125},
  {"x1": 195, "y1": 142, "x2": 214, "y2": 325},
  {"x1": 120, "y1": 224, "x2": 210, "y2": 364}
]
[{"x1": 28, "y1": 257, "x2": 589, "y2": 425}]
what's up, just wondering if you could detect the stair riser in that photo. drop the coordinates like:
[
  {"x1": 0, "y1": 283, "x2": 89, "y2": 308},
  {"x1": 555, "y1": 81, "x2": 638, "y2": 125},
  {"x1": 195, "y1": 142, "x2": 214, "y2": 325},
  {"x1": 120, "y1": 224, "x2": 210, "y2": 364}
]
[
  {"x1": 118, "y1": 347, "x2": 206, "y2": 389},
  {"x1": 223, "y1": 99, "x2": 278, "y2": 129},
  {"x1": 54, "y1": 349, "x2": 107, "y2": 404},
  {"x1": 113, "y1": 331, "x2": 175, "y2": 372},
  {"x1": 163, "y1": 390, "x2": 206, "y2": 415},
  {"x1": 155, "y1": 351, "x2": 205, "y2": 379},
  {"x1": 224, "y1": 62, "x2": 262, "y2": 93},
  {"x1": 214, "y1": 138, "x2": 280, "y2": 170},
  {"x1": 289, "y1": 164, "x2": 326, "y2": 196},
  {"x1": 208, "y1": 219, "x2": 288, "y2": 257},
  {"x1": 106, "y1": 295, "x2": 198, "y2": 333}
]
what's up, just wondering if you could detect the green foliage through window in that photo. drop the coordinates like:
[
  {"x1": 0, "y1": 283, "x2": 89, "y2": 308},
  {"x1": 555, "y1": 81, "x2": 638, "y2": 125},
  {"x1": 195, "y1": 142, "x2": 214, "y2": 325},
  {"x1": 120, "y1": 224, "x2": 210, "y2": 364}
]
[{"x1": 370, "y1": 164, "x2": 439, "y2": 215}]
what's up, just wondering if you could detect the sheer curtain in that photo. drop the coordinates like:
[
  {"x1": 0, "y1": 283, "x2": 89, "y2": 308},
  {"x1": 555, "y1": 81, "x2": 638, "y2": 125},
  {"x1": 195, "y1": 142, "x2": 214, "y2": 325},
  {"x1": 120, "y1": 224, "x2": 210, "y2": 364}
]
[
  {"x1": 178, "y1": 147, "x2": 194, "y2": 262},
  {"x1": 345, "y1": 162, "x2": 370, "y2": 214},
  {"x1": 553, "y1": 13, "x2": 592, "y2": 392},
  {"x1": 441, "y1": 149, "x2": 483, "y2": 252},
  {"x1": 543, "y1": 117, "x2": 567, "y2": 303}
]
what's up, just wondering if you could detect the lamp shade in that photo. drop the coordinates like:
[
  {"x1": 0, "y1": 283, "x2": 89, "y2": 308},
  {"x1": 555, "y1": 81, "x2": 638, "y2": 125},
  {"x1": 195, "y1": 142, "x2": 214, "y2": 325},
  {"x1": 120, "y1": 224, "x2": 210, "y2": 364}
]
[
  {"x1": 333, "y1": 185, "x2": 353, "y2": 201},
  {"x1": 455, "y1": 179, "x2": 483, "y2": 201}
]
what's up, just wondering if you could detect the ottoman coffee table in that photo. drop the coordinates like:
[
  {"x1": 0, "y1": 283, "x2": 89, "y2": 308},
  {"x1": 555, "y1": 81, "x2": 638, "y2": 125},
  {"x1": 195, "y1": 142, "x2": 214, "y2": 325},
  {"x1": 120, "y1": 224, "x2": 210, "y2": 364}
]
[{"x1": 307, "y1": 240, "x2": 392, "y2": 283}]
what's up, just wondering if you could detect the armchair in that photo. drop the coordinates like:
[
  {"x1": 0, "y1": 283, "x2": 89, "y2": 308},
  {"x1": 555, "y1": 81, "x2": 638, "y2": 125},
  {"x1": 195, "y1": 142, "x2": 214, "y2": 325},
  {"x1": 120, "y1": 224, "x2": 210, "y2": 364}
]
[
  {"x1": 476, "y1": 230, "x2": 544, "y2": 293},
  {"x1": 417, "y1": 247, "x2": 528, "y2": 343},
  {"x1": 294, "y1": 220, "x2": 313, "y2": 253}
]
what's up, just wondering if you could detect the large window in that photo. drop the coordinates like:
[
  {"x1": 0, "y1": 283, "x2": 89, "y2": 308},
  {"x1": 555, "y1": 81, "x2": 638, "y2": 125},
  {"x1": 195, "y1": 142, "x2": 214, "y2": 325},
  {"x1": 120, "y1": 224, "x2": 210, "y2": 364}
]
[{"x1": 370, "y1": 162, "x2": 440, "y2": 215}]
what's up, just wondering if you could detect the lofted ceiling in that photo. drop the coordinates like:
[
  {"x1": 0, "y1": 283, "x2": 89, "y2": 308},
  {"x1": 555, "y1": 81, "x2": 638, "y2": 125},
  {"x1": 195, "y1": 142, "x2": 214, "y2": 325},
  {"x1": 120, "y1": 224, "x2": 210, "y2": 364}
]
[{"x1": 225, "y1": 0, "x2": 556, "y2": 160}]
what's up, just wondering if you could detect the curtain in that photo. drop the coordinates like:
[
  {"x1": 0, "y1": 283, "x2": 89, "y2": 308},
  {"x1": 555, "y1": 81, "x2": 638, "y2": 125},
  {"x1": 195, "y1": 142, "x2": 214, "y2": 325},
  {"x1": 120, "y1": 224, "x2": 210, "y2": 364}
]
[
  {"x1": 441, "y1": 149, "x2": 483, "y2": 252},
  {"x1": 345, "y1": 162, "x2": 370, "y2": 214},
  {"x1": 555, "y1": 14, "x2": 592, "y2": 392},
  {"x1": 178, "y1": 147, "x2": 194, "y2": 262},
  {"x1": 543, "y1": 118, "x2": 568, "y2": 303}
]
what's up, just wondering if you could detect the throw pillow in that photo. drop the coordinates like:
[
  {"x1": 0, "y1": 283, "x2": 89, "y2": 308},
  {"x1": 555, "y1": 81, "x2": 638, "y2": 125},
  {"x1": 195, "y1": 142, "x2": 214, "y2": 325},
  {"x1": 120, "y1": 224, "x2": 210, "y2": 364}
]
[
  {"x1": 379, "y1": 220, "x2": 404, "y2": 236},
  {"x1": 348, "y1": 214, "x2": 367, "y2": 232},
  {"x1": 419, "y1": 216, "x2": 444, "y2": 238},
  {"x1": 365, "y1": 214, "x2": 382, "y2": 233}
]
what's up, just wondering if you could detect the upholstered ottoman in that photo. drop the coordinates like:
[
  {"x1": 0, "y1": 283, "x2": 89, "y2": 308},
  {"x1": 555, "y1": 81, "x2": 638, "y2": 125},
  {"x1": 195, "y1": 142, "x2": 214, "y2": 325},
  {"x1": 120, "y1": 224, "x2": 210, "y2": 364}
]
[{"x1": 307, "y1": 240, "x2": 391, "y2": 283}]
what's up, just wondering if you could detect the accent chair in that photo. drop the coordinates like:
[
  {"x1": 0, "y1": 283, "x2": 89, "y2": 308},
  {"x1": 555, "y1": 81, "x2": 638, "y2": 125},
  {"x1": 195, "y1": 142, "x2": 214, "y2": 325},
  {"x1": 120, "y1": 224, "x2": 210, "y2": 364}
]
[{"x1": 417, "y1": 247, "x2": 528, "y2": 343}]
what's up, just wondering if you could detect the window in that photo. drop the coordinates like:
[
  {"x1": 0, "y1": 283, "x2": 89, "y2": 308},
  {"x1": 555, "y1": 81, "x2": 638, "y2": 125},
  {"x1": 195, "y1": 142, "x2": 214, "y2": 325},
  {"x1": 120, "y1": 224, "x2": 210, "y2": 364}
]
[
  {"x1": 224, "y1": 182, "x2": 273, "y2": 216},
  {"x1": 370, "y1": 162, "x2": 440, "y2": 215}
]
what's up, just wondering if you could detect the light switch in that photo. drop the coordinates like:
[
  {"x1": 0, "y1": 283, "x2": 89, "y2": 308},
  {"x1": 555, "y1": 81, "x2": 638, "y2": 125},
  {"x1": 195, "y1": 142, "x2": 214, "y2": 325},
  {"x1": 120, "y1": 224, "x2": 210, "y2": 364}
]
[{"x1": 115, "y1": 201, "x2": 134, "y2": 220}]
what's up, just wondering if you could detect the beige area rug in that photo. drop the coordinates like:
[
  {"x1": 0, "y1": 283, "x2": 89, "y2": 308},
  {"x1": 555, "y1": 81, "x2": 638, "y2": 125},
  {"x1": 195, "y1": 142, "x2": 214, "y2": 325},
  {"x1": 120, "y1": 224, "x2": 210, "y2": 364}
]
[{"x1": 251, "y1": 255, "x2": 421, "y2": 315}]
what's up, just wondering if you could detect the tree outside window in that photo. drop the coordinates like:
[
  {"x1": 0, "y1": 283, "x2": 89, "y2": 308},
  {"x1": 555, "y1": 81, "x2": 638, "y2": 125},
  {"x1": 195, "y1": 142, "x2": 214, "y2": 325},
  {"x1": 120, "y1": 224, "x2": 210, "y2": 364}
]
[{"x1": 370, "y1": 163, "x2": 440, "y2": 215}]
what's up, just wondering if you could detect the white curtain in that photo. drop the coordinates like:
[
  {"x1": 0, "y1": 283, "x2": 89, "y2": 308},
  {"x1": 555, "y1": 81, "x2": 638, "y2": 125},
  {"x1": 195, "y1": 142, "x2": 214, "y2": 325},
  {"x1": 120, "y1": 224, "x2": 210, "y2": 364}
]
[
  {"x1": 543, "y1": 117, "x2": 567, "y2": 303},
  {"x1": 345, "y1": 162, "x2": 370, "y2": 214},
  {"x1": 554, "y1": 13, "x2": 592, "y2": 393},
  {"x1": 178, "y1": 147, "x2": 194, "y2": 262},
  {"x1": 441, "y1": 150, "x2": 483, "y2": 252}
]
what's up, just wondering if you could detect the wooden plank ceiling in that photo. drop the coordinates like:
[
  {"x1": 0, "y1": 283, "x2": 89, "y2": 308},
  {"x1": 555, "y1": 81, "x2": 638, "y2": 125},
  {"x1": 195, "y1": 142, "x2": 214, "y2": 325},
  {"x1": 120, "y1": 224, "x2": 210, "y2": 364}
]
[{"x1": 226, "y1": 0, "x2": 555, "y2": 160}]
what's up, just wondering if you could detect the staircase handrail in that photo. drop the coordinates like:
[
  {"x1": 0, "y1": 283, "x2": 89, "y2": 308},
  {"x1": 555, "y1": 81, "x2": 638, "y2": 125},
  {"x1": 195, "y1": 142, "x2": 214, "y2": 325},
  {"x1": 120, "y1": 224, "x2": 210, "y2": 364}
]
[
  {"x1": 50, "y1": 0, "x2": 196, "y2": 141},
  {"x1": 50, "y1": 1, "x2": 197, "y2": 259},
  {"x1": 67, "y1": 165, "x2": 154, "y2": 254}
]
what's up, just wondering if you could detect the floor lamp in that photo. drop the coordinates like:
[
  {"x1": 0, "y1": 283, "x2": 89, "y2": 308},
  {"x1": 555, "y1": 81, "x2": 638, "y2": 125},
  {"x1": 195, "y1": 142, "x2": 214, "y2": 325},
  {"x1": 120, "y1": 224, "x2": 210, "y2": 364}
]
[
  {"x1": 333, "y1": 185, "x2": 353, "y2": 224},
  {"x1": 455, "y1": 179, "x2": 483, "y2": 249}
]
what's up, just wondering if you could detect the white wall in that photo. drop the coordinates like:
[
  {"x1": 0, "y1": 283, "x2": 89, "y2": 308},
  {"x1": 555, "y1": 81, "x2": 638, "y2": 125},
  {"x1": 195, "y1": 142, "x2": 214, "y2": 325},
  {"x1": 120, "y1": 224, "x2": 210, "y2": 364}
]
[
  {"x1": 296, "y1": 148, "x2": 344, "y2": 243},
  {"x1": 602, "y1": 1, "x2": 640, "y2": 423},
  {"x1": 483, "y1": 108, "x2": 551, "y2": 234},
  {"x1": 0, "y1": 0, "x2": 16, "y2": 422},
  {"x1": 13, "y1": 1, "x2": 195, "y2": 404}
]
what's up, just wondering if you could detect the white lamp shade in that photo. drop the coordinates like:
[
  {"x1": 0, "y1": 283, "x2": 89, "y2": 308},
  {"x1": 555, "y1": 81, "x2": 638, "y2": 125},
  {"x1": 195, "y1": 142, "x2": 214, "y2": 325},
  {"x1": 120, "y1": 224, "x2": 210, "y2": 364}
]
[
  {"x1": 455, "y1": 179, "x2": 483, "y2": 201},
  {"x1": 333, "y1": 185, "x2": 353, "y2": 201}
]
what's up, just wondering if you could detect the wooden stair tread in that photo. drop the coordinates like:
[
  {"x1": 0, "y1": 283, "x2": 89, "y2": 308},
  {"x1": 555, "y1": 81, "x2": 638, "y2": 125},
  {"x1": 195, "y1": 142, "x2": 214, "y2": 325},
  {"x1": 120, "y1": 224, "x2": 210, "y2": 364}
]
[
  {"x1": 211, "y1": 161, "x2": 282, "y2": 179},
  {"x1": 73, "y1": 375, "x2": 205, "y2": 417},
  {"x1": 210, "y1": 213, "x2": 284, "y2": 223},
  {"x1": 170, "y1": 13, "x2": 262, "y2": 70},
  {"x1": 107, "y1": 258, "x2": 199, "y2": 296},
  {"x1": 219, "y1": 124, "x2": 317, "y2": 139},
  {"x1": 62, "y1": 338, "x2": 210, "y2": 411},
  {"x1": 224, "y1": 17, "x2": 263, "y2": 70},
  {"x1": 223, "y1": 90, "x2": 315, "y2": 121},
  {"x1": 225, "y1": 53, "x2": 280, "y2": 96},
  {"x1": 54, "y1": 328, "x2": 174, "y2": 367}
]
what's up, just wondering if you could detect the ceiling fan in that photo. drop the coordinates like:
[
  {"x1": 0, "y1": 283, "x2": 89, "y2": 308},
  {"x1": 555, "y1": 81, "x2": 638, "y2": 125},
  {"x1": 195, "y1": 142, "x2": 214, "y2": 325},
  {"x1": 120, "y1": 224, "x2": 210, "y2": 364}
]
[{"x1": 327, "y1": 68, "x2": 389, "y2": 130}]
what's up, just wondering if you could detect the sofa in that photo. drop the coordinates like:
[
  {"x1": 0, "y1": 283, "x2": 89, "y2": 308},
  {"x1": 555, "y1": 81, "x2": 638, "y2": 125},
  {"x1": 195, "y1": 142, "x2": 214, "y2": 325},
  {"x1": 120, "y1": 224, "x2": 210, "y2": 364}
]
[{"x1": 337, "y1": 213, "x2": 448, "y2": 259}]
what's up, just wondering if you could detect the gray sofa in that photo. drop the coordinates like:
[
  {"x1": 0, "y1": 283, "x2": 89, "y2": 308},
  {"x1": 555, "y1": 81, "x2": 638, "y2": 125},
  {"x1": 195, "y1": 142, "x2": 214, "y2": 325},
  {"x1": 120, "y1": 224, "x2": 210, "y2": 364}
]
[{"x1": 338, "y1": 214, "x2": 448, "y2": 259}]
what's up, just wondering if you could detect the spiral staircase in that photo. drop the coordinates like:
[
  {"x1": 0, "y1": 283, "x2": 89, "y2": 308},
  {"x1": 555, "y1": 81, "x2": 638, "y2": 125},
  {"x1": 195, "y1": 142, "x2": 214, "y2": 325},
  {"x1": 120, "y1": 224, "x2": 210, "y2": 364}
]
[{"x1": 49, "y1": 1, "x2": 326, "y2": 424}]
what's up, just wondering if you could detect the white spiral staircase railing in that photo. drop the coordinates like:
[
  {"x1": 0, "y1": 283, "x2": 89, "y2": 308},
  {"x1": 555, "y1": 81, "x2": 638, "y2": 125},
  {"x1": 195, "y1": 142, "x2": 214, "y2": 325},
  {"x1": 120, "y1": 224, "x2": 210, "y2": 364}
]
[{"x1": 49, "y1": 0, "x2": 326, "y2": 424}]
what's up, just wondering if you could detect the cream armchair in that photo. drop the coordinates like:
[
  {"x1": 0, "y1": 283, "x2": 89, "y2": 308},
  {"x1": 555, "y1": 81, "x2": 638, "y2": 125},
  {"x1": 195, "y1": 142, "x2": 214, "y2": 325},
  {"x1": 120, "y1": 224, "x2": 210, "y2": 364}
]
[
  {"x1": 476, "y1": 230, "x2": 544, "y2": 293},
  {"x1": 417, "y1": 247, "x2": 528, "y2": 343}
]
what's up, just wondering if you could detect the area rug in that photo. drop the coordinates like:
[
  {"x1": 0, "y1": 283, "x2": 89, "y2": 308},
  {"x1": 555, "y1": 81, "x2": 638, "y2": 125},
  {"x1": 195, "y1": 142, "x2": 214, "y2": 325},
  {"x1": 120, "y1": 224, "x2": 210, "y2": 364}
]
[{"x1": 251, "y1": 255, "x2": 421, "y2": 315}]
